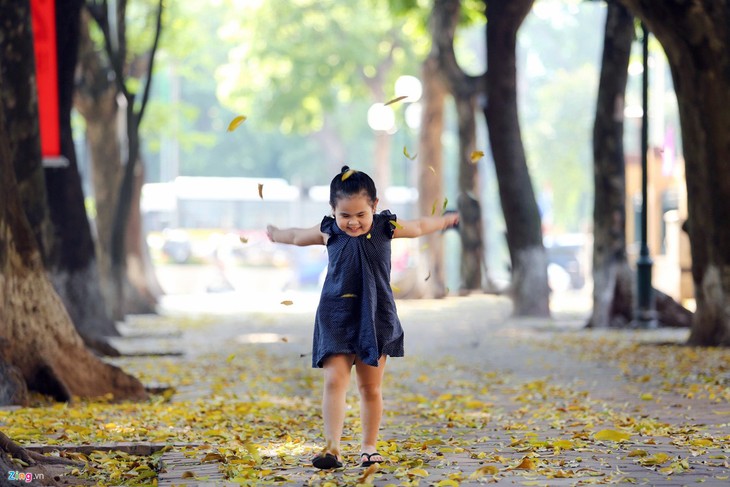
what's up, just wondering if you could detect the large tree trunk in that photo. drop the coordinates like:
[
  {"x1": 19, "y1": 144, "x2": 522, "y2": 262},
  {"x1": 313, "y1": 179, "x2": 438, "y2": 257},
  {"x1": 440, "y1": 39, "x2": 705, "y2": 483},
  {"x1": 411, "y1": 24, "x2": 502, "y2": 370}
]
[
  {"x1": 432, "y1": 0, "x2": 489, "y2": 293},
  {"x1": 484, "y1": 0, "x2": 550, "y2": 316},
  {"x1": 588, "y1": 1, "x2": 635, "y2": 328},
  {"x1": 618, "y1": 0, "x2": 730, "y2": 345},
  {"x1": 0, "y1": 15, "x2": 146, "y2": 403},
  {"x1": 75, "y1": 8, "x2": 159, "y2": 319},
  {"x1": 45, "y1": 0, "x2": 120, "y2": 350},
  {"x1": 413, "y1": 49, "x2": 449, "y2": 298}
]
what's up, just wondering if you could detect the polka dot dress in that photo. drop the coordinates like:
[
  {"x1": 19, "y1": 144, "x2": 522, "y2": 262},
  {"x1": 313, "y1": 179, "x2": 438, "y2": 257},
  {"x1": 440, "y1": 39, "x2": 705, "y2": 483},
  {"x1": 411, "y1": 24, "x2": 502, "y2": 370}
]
[{"x1": 312, "y1": 210, "x2": 404, "y2": 368}]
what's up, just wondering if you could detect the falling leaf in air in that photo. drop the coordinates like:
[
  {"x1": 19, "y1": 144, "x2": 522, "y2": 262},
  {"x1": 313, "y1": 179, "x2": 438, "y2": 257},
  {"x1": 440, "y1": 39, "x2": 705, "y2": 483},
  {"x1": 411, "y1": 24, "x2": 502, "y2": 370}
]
[
  {"x1": 341, "y1": 294, "x2": 358, "y2": 298},
  {"x1": 366, "y1": 233, "x2": 372, "y2": 239},
  {"x1": 258, "y1": 183, "x2": 264, "y2": 199},
  {"x1": 281, "y1": 337, "x2": 288, "y2": 342},
  {"x1": 403, "y1": 146, "x2": 417, "y2": 160},
  {"x1": 470, "y1": 150, "x2": 484, "y2": 163},
  {"x1": 239, "y1": 236, "x2": 248, "y2": 244},
  {"x1": 227, "y1": 115, "x2": 247, "y2": 132},
  {"x1": 281, "y1": 300, "x2": 294, "y2": 306},
  {"x1": 428, "y1": 165, "x2": 436, "y2": 174},
  {"x1": 442, "y1": 197, "x2": 449, "y2": 213},
  {"x1": 431, "y1": 200, "x2": 438, "y2": 216},
  {"x1": 389, "y1": 220, "x2": 404, "y2": 229},
  {"x1": 384, "y1": 95, "x2": 407, "y2": 106},
  {"x1": 342, "y1": 168, "x2": 356, "y2": 181},
  {"x1": 424, "y1": 271, "x2": 431, "y2": 282}
]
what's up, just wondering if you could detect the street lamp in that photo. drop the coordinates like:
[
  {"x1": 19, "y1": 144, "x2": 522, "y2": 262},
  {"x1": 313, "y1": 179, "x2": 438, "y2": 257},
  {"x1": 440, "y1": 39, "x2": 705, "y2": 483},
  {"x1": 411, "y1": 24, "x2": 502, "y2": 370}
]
[{"x1": 636, "y1": 22, "x2": 656, "y2": 328}]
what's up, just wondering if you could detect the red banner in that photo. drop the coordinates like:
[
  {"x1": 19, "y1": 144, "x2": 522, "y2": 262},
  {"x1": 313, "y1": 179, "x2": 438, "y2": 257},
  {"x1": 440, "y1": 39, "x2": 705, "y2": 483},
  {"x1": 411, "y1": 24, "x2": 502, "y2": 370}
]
[{"x1": 31, "y1": 0, "x2": 60, "y2": 158}]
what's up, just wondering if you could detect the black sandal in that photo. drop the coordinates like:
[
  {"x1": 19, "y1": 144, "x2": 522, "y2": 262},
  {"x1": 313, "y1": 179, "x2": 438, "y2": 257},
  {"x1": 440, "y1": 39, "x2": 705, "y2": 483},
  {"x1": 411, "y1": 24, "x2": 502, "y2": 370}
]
[
  {"x1": 312, "y1": 452, "x2": 343, "y2": 469},
  {"x1": 360, "y1": 452, "x2": 384, "y2": 467}
]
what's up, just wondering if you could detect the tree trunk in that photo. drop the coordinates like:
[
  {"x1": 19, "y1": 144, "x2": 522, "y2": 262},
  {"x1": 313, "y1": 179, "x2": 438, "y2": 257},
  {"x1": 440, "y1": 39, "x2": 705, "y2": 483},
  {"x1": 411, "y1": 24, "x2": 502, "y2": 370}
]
[
  {"x1": 432, "y1": 0, "x2": 489, "y2": 293},
  {"x1": 412, "y1": 50, "x2": 449, "y2": 298},
  {"x1": 588, "y1": 1, "x2": 635, "y2": 328},
  {"x1": 484, "y1": 0, "x2": 550, "y2": 316},
  {"x1": 44, "y1": 0, "x2": 120, "y2": 350},
  {"x1": 0, "y1": 1, "x2": 54, "y2": 260},
  {"x1": 0, "y1": 68, "x2": 146, "y2": 406},
  {"x1": 76, "y1": 8, "x2": 159, "y2": 319},
  {"x1": 618, "y1": 0, "x2": 730, "y2": 345}
]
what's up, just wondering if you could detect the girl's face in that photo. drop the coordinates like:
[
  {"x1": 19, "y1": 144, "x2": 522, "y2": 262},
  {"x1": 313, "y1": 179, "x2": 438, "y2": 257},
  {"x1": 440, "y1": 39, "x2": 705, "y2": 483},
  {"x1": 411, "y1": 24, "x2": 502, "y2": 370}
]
[{"x1": 333, "y1": 193, "x2": 378, "y2": 237}]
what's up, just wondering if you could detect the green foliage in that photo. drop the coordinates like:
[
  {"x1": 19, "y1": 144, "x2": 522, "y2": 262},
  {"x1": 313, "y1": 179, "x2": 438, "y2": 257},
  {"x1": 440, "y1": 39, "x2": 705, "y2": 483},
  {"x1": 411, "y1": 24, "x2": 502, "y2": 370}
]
[
  {"x1": 519, "y1": 0, "x2": 605, "y2": 233},
  {"x1": 215, "y1": 0, "x2": 424, "y2": 134}
]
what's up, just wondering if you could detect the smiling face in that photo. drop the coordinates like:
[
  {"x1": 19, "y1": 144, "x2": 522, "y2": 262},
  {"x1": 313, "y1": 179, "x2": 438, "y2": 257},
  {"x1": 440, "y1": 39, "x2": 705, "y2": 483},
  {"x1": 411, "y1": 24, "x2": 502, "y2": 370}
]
[{"x1": 333, "y1": 192, "x2": 378, "y2": 237}]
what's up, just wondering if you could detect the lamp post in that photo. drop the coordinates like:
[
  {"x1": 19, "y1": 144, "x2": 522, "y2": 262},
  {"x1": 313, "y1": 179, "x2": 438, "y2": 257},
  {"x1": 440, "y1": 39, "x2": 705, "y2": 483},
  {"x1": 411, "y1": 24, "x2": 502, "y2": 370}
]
[{"x1": 636, "y1": 22, "x2": 656, "y2": 328}]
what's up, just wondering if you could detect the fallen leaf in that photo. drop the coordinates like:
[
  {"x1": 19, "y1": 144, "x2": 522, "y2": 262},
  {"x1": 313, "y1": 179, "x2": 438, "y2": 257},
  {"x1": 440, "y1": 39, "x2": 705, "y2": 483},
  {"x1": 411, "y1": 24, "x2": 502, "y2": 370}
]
[
  {"x1": 227, "y1": 115, "x2": 247, "y2": 132},
  {"x1": 359, "y1": 463, "x2": 379, "y2": 483},
  {"x1": 594, "y1": 429, "x2": 631, "y2": 442},
  {"x1": 384, "y1": 95, "x2": 407, "y2": 106}
]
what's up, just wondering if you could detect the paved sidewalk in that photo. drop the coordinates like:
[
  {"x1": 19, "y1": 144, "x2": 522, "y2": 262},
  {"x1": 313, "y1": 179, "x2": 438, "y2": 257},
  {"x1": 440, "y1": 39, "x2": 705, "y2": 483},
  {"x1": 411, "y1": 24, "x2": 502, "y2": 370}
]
[{"x1": 143, "y1": 292, "x2": 729, "y2": 486}]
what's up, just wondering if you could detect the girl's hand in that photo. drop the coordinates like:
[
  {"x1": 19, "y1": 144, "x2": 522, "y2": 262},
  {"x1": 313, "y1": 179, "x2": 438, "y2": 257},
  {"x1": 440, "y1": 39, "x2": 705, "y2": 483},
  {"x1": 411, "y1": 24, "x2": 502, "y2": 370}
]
[
  {"x1": 266, "y1": 224, "x2": 277, "y2": 242},
  {"x1": 443, "y1": 211, "x2": 460, "y2": 230}
]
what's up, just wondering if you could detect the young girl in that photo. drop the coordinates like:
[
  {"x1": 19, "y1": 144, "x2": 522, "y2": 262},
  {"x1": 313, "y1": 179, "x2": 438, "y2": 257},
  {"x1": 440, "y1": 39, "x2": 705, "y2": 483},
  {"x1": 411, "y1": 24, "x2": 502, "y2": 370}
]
[{"x1": 266, "y1": 166, "x2": 459, "y2": 469}]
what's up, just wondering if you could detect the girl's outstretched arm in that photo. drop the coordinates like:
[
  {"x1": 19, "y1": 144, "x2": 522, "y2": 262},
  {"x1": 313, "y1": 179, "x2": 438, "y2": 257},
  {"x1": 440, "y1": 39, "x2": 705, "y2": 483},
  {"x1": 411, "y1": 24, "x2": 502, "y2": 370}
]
[
  {"x1": 267, "y1": 224, "x2": 327, "y2": 246},
  {"x1": 393, "y1": 213, "x2": 459, "y2": 238}
]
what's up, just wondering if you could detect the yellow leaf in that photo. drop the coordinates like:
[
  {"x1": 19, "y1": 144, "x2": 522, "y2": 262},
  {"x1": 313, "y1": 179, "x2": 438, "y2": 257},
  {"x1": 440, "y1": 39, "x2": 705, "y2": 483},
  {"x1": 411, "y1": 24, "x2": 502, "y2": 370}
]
[
  {"x1": 639, "y1": 453, "x2": 671, "y2": 466},
  {"x1": 226, "y1": 354, "x2": 236, "y2": 363},
  {"x1": 403, "y1": 146, "x2": 417, "y2": 160},
  {"x1": 366, "y1": 233, "x2": 372, "y2": 239},
  {"x1": 470, "y1": 150, "x2": 484, "y2": 162},
  {"x1": 359, "y1": 463, "x2": 379, "y2": 484},
  {"x1": 435, "y1": 480, "x2": 459, "y2": 487},
  {"x1": 640, "y1": 392, "x2": 654, "y2": 400},
  {"x1": 389, "y1": 220, "x2": 404, "y2": 229},
  {"x1": 442, "y1": 197, "x2": 449, "y2": 213},
  {"x1": 690, "y1": 438, "x2": 713, "y2": 447},
  {"x1": 594, "y1": 429, "x2": 631, "y2": 442},
  {"x1": 258, "y1": 183, "x2": 264, "y2": 199},
  {"x1": 202, "y1": 452, "x2": 224, "y2": 463},
  {"x1": 384, "y1": 95, "x2": 408, "y2": 106},
  {"x1": 391, "y1": 284, "x2": 401, "y2": 293},
  {"x1": 341, "y1": 294, "x2": 358, "y2": 298},
  {"x1": 342, "y1": 168, "x2": 356, "y2": 181},
  {"x1": 227, "y1": 115, "x2": 247, "y2": 132},
  {"x1": 512, "y1": 457, "x2": 537, "y2": 470},
  {"x1": 428, "y1": 165, "x2": 436, "y2": 174},
  {"x1": 281, "y1": 300, "x2": 294, "y2": 306},
  {"x1": 470, "y1": 465, "x2": 499, "y2": 478},
  {"x1": 408, "y1": 468, "x2": 429, "y2": 477},
  {"x1": 628, "y1": 449, "x2": 648, "y2": 457},
  {"x1": 431, "y1": 200, "x2": 438, "y2": 216}
]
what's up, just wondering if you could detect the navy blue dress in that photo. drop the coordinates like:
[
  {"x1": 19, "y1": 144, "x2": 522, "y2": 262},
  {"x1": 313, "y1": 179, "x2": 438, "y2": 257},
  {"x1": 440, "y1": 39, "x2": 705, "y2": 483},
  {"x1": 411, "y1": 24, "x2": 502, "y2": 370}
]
[{"x1": 312, "y1": 211, "x2": 404, "y2": 368}]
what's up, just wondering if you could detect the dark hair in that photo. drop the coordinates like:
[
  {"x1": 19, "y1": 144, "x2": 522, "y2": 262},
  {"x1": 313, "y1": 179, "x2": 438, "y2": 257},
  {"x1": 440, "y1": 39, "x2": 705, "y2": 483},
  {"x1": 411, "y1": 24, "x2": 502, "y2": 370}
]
[{"x1": 329, "y1": 165, "x2": 377, "y2": 208}]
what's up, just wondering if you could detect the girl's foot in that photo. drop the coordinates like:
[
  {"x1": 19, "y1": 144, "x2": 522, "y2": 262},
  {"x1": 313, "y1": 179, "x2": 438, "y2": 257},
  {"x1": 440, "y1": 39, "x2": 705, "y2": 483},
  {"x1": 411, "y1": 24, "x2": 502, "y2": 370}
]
[
  {"x1": 312, "y1": 452, "x2": 343, "y2": 469},
  {"x1": 360, "y1": 452, "x2": 384, "y2": 467}
]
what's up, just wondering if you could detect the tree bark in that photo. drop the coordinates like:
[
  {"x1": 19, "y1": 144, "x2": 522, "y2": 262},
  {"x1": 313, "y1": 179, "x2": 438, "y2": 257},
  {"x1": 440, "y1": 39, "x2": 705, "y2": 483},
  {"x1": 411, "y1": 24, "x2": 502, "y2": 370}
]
[
  {"x1": 588, "y1": 1, "x2": 635, "y2": 328},
  {"x1": 484, "y1": 0, "x2": 550, "y2": 316},
  {"x1": 0, "y1": 70, "x2": 147, "y2": 406},
  {"x1": 618, "y1": 0, "x2": 730, "y2": 345},
  {"x1": 412, "y1": 46, "x2": 449, "y2": 298},
  {"x1": 45, "y1": 0, "x2": 120, "y2": 350},
  {"x1": 432, "y1": 0, "x2": 489, "y2": 293}
]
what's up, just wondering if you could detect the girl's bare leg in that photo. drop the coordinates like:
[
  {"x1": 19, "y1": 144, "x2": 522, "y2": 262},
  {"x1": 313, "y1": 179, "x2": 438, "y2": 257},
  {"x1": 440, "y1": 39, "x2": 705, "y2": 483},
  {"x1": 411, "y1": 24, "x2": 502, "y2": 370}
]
[
  {"x1": 355, "y1": 355, "x2": 387, "y2": 460},
  {"x1": 321, "y1": 354, "x2": 354, "y2": 457}
]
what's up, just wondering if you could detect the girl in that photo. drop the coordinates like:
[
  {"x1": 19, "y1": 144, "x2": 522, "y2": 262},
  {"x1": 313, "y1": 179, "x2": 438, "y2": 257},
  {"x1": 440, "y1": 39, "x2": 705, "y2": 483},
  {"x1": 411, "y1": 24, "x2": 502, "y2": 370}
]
[{"x1": 266, "y1": 166, "x2": 459, "y2": 469}]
